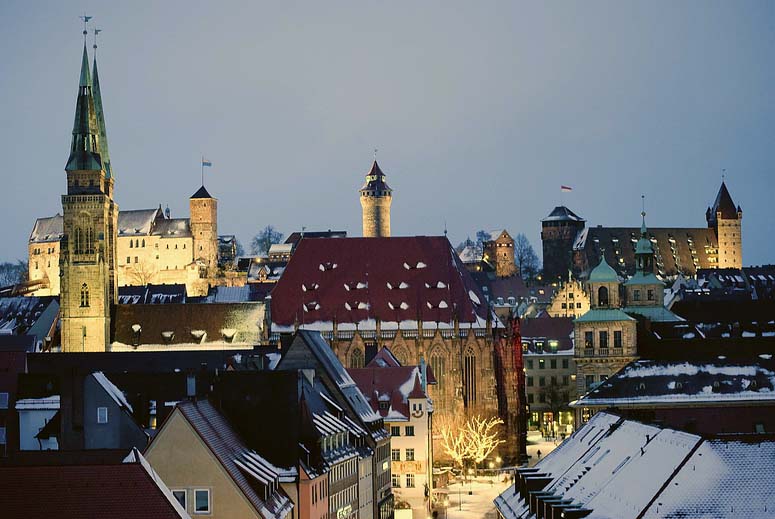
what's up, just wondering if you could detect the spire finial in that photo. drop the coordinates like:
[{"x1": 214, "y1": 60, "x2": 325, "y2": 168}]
[
  {"x1": 93, "y1": 27, "x2": 102, "y2": 55},
  {"x1": 79, "y1": 14, "x2": 92, "y2": 44},
  {"x1": 640, "y1": 195, "x2": 647, "y2": 234},
  {"x1": 722, "y1": 168, "x2": 726, "y2": 183},
  {"x1": 373, "y1": 148, "x2": 378, "y2": 161}
]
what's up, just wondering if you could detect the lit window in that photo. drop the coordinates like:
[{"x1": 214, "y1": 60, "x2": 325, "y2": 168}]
[
  {"x1": 97, "y1": 406, "x2": 108, "y2": 424},
  {"x1": 194, "y1": 489, "x2": 210, "y2": 514},
  {"x1": 0, "y1": 392, "x2": 8, "y2": 409}
]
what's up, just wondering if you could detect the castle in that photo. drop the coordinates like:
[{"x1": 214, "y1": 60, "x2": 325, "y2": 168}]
[
  {"x1": 28, "y1": 49, "x2": 221, "y2": 300},
  {"x1": 541, "y1": 182, "x2": 743, "y2": 281}
]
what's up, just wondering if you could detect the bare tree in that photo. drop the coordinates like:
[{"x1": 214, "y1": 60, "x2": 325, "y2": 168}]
[
  {"x1": 129, "y1": 260, "x2": 157, "y2": 286},
  {"x1": 466, "y1": 415, "x2": 506, "y2": 465},
  {"x1": 0, "y1": 261, "x2": 28, "y2": 287},
  {"x1": 250, "y1": 225, "x2": 284, "y2": 256},
  {"x1": 514, "y1": 233, "x2": 540, "y2": 281}
]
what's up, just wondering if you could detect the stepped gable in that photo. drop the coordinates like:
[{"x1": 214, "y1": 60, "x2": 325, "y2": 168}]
[{"x1": 270, "y1": 236, "x2": 493, "y2": 329}]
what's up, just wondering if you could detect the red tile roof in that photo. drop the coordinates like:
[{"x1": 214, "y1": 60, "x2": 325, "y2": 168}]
[
  {"x1": 270, "y1": 237, "x2": 493, "y2": 329},
  {"x1": 0, "y1": 462, "x2": 187, "y2": 519}
]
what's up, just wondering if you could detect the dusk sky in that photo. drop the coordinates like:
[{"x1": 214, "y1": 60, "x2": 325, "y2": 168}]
[{"x1": 1, "y1": 1, "x2": 773, "y2": 265}]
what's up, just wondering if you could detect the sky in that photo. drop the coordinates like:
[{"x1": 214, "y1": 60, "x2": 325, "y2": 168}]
[{"x1": 1, "y1": 1, "x2": 774, "y2": 266}]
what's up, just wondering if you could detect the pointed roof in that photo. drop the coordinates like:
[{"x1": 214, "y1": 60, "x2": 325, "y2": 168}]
[
  {"x1": 542, "y1": 206, "x2": 585, "y2": 223},
  {"x1": 190, "y1": 185, "x2": 213, "y2": 199},
  {"x1": 92, "y1": 56, "x2": 112, "y2": 178},
  {"x1": 635, "y1": 212, "x2": 654, "y2": 256},
  {"x1": 65, "y1": 44, "x2": 103, "y2": 172},
  {"x1": 710, "y1": 182, "x2": 740, "y2": 219},
  {"x1": 360, "y1": 160, "x2": 392, "y2": 194},
  {"x1": 588, "y1": 252, "x2": 619, "y2": 283}
]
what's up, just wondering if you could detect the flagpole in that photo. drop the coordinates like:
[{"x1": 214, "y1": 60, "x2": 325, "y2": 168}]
[{"x1": 201, "y1": 155, "x2": 204, "y2": 187}]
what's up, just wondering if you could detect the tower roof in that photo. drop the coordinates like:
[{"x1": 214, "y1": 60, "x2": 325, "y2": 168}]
[
  {"x1": 635, "y1": 212, "x2": 654, "y2": 256},
  {"x1": 542, "y1": 206, "x2": 584, "y2": 223},
  {"x1": 360, "y1": 160, "x2": 392, "y2": 194},
  {"x1": 65, "y1": 44, "x2": 103, "y2": 172},
  {"x1": 710, "y1": 181, "x2": 740, "y2": 219},
  {"x1": 190, "y1": 185, "x2": 213, "y2": 199},
  {"x1": 589, "y1": 252, "x2": 619, "y2": 283},
  {"x1": 92, "y1": 56, "x2": 112, "y2": 178}
]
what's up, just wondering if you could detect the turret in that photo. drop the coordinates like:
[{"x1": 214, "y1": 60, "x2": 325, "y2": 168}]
[
  {"x1": 707, "y1": 181, "x2": 742, "y2": 268},
  {"x1": 190, "y1": 185, "x2": 218, "y2": 276},
  {"x1": 359, "y1": 160, "x2": 393, "y2": 237}
]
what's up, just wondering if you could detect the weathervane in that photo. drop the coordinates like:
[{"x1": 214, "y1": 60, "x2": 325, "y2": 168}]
[
  {"x1": 373, "y1": 148, "x2": 378, "y2": 160},
  {"x1": 93, "y1": 28, "x2": 102, "y2": 55},
  {"x1": 79, "y1": 14, "x2": 92, "y2": 44},
  {"x1": 722, "y1": 168, "x2": 726, "y2": 182}
]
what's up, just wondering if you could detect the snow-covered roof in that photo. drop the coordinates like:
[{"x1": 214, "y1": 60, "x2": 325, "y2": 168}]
[
  {"x1": 92, "y1": 372, "x2": 133, "y2": 412},
  {"x1": 29, "y1": 214, "x2": 64, "y2": 243},
  {"x1": 573, "y1": 357, "x2": 775, "y2": 407},
  {"x1": 494, "y1": 411, "x2": 775, "y2": 518},
  {"x1": 15, "y1": 395, "x2": 60, "y2": 410}
]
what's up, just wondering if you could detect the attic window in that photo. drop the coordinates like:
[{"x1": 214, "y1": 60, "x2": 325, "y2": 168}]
[
  {"x1": 161, "y1": 331, "x2": 175, "y2": 343},
  {"x1": 319, "y1": 262, "x2": 338, "y2": 271},
  {"x1": 403, "y1": 261, "x2": 427, "y2": 270},
  {"x1": 302, "y1": 283, "x2": 320, "y2": 292},
  {"x1": 637, "y1": 382, "x2": 646, "y2": 391}
]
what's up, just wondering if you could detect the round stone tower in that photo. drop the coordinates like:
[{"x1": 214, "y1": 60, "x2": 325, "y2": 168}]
[{"x1": 359, "y1": 160, "x2": 393, "y2": 238}]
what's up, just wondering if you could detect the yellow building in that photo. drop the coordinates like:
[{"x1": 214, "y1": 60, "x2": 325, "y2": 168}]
[{"x1": 545, "y1": 276, "x2": 590, "y2": 319}]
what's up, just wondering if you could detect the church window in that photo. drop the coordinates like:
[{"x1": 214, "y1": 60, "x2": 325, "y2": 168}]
[
  {"x1": 80, "y1": 284, "x2": 89, "y2": 307},
  {"x1": 349, "y1": 348, "x2": 364, "y2": 368},
  {"x1": 430, "y1": 350, "x2": 446, "y2": 396},
  {"x1": 74, "y1": 227, "x2": 83, "y2": 254},
  {"x1": 633, "y1": 289, "x2": 641, "y2": 301},
  {"x1": 597, "y1": 286, "x2": 609, "y2": 307},
  {"x1": 85, "y1": 228, "x2": 94, "y2": 254},
  {"x1": 463, "y1": 348, "x2": 477, "y2": 406}
]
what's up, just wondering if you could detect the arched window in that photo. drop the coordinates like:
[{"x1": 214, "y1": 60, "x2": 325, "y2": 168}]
[
  {"x1": 135, "y1": 239, "x2": 140, "y2": 248},
  {"x1": 349, "y1": 348, "x2": 364, "y2": 368},
  {"x1": 85, "y1": 227, "x2": 94, "y2": 254},
  {"x1": 130, "y1": 240, "x2": 133, "y2": 248},
  {"x1": 74, "y1": 227, "x2": 83, "y2": 254},
  {"x1": 80, "y1": 283, "x2": 90, "y2": 307},
  {"x1": 598, "y1": 286, "x2": 609, "y2": 307},
  {"x1": 393, "y1": 346, "x2": 410, "y2": 366},
  {"x1": 141, "y1": 239, "x2": 145, "y2": 248},
  {"x1": 430, "y1": 349, "x2": 446, "y2": 405},
  {"x1": 463, "y1": 347, "x2": 477, "y2": 407}
]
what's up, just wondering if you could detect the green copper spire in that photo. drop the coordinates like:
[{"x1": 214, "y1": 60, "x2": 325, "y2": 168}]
[
  {"x1": 92, "y1": 55, "x2": 112, "y2": 178},
  {"x1": 66, "y1": 44, "x2": 102, "y2": 172}
]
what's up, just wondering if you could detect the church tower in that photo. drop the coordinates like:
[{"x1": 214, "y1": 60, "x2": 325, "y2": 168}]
[
  {"x1": 190, "y1": 186, "x2": 218, "y2": 277},
  {"x1": 624, "y1": 211, "x2": 665, "y2": 307},
  {"x1": 60, "y1": 42, "x2": 118, "y2": 352},
  {"x1": 706, "y1": 181, "x2": 743, "y2": 269},
  {"x1": 359, "y1": 160, "x2": 392, "y2": 237}
]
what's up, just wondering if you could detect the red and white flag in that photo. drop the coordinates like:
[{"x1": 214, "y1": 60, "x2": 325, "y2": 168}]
[{"x1": 561, "y1": 185, "x2": 573, "y2": 192}]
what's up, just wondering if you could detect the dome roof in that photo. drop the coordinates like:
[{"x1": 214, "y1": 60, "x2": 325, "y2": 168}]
[{"x1": 589, "y1": 253, "x2": 619, "y2": 283}]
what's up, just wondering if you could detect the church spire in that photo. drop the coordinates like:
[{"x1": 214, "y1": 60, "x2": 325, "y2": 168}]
[
  {"x1": 92, "y1": 32, "x2": 112, "y2": 178},
  {"x1": 65, "y1": 43, "x2": 103, "y2": 172}
]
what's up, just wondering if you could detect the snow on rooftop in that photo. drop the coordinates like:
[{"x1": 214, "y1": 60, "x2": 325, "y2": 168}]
[{"x1": 93, "y1": 371, "x2": 133, "y2": 412}]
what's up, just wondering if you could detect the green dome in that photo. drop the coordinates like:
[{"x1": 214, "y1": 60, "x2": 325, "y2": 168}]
[{"x1": 589, "y1": 254, "x2": 619, "y2": 283}]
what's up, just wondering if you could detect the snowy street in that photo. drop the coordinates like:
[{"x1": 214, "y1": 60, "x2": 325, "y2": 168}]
[{"x1": 443, "y1": 477, "x2": 513, "y2": 519}]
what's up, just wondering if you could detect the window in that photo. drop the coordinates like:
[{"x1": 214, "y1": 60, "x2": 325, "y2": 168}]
[
  {"x1": 391, "y1": 426, "x2": 400, "y2": 437},
  {"x1": 551, "y1": 376, "x2": 557, "y2": 385},
  {"x1": 633, "y1": 289, "x2": 641, "y2": 301},
  {"x1": 463, "y1": 348, "x2": 477, "y2": 406},
  {"x1": 127, "y1": 256, "x2": 131, "y2": 264},
  {"x1": 585, "y1": 375, "x2": 596, "y2": 389},
  {"x1": 576, "y1": 302, "x2": 582, "y2": 309},
  {"x1": 599, "y1": 331, "x2": 608, "y2": 349},
  {"x1": 349, "y1": 348, "x2": 364, "y2": 368},
  {"x1": 562, "y1": 375, "x2": 569, "y2": 386},
  {"x1": 562, "y1": 359, "x2": 569, "y2": 369},
  {"x1": 391, "y1": 449, "x2": 401, "y2": 461},
  {"x1": 194, "y1": 489, "x2": 210, "y2": 514},
  {"x1": 130, "y1": 240, "x2": 134, "y2": 248},
  {"x1": 134, "y1": 256, "x2": 138, "y2": 263},
  {"x1": 97, "y1": 406, "x2": 108, "y2": 424},
  {"x1": 755, "y1": 423, "x2": 766, "y2": 433},
  {"x1": 142, "y1": 239, "x2": 145, "y2": 247},
  {"x1": 526, "y1": 360, "x2": 534, "y2": 370},
  {"x1": 405, "y1": 426, "x2": 415, "y2": 437},
  {"x1": 430, "y1": 351, "x2": 446, "y2": 396},
  {"x1": 647, "y1": 289, "x2": 655, "y2": 301},
  {"x1": 526, "y1": 376, "x2": 533, "y2": 387},
  {"x1": 538, "y1": 359, "x2": 545, "y2": 369},
  {"x1": 598, "y1": 286, "x2": 609, "y2": 306},
  {"x1": 569, "y1": 292, "x2": 575, "y2": 299},
  {"x1": 406, "y1": 474, "x2": 415, "y2": 488},
  {"x1": 392, "y1": 473, "x2": 401, "y2": 487},
  {"x1": 584, "y1": 331, "x2": 594, "y2": 348},
  {"x1": 614, "y1": 331, "x2": 622, "y2": 348},
  {"x1": 535, "y1": 342, "x2": 544, "y2": 353},
  {"x1": 539, "y1": 377, "x2": 546, "y2": 387},
  {"x1": 406, "y1": 448, "x2": 415, "y2": 461},
  {"x1": 80, "y1": 283, "x2": 90, "y2": 307},
  {"x1": 550, "y1": 359, "x2": 557, "y2": 369},
  {"x1": 539, "y1": 394, "x2": 546, "y2": 403},
  {"x1": 0, "y1": 392, "x2": 8, "y2": 409},
  {"x1": 561, "y1": 303, "x2": 567, "y2": 309},
  {"x1": 527, "y1": 394, "x2": 534, "y2": 403},
  {"x1": 172, "y1": 490, "x2": 186, "y2": 509}
]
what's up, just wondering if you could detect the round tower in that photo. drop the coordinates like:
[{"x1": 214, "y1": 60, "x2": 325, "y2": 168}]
[
  {"x1": 359, "y1": 160, "x2": 393, "y2": 238},
  {"x1": 190, "y1": 185, "x2": 218, "y2": 276}
]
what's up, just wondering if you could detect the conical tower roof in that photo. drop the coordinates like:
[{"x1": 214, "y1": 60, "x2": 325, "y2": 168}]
[
  {"x1": 635, "y1": 212, "x2": 654, "y2": 255},
  {"x1": 710, "y1": 182, "x2": 739, "y2": 219},
  {"x1": 360, "y1": 160, "x2": 392, "y2": 194},
  {"x1": 92, "y1": 55, "x2": 112, "y2": 178},
  {"x1": 65, "y1": 44, "x2": 102, "y2": 172}
]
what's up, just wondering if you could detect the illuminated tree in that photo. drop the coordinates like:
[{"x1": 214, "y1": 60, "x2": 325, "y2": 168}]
[{"x1": 466, "y1": 415, "x2": 506, "y2": 465}]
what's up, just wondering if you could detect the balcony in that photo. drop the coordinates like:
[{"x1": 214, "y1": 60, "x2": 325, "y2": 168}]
[
  {"x1": 613, "y1": 347, "x2": 623, "y2": 356},
  {"x1": 598, "y1": 348, "x2": 609, "y2": 356}
]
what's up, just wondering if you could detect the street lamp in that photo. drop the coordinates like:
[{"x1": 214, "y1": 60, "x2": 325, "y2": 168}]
[{"x1": 468, "y1": 469, "x2": 474, "y2": 495}]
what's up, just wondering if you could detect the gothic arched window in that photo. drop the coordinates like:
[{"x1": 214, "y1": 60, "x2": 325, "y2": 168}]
[
  {"x1": 430, "y1": 349, "x2": 446, "y2": 401},
  {"x1": 349, "y1": 348, "x2": 364, "y2": 368},
  {"x1": 80, "y1": 283, "x2": 90, "y2": 307},
  {"x1": 598, "y1": 286, "x2": 609, "y2": 307},
  {"x1": 141, "y1": 239, "x2": 145, "y2": 248},
  {"x1": 393, "y1": 346, "x2": 410, "y2": 366},
  {"x1": 85, "y1": 227, "x2": 95, "y2": 254},
  {"x1": 74, "y1": 227, "x2": 83, "y2": 254},
  {"x1": 463, "y1": 347, "x2": 477, "y2": 407}
]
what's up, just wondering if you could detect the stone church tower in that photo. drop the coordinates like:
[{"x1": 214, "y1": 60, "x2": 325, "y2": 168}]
[
  {"x1": 707, "y1": 181, "x2": 743, "y2": 269},
  {"x1": 190, "y1": 186, "x2": 218, "y2": 277},
  {"x1": 359, "y1": 160, "x2": 392, "y2": 237},
  {"x1": 60, "y1": 44, "x2": 118, "y2": 352}
]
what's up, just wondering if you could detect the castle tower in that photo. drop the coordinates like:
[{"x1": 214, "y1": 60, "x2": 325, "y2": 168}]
[
  {"x1": 706, "y1": 181, "x2": 742, "y2": 269},
  {"x1": 190, "y1": 185, "x2": 218, "y2": 277},
  {"x1": 541, "y1": 206, "x2": 585, "y2": 281},
  {"x1": 483, "y1": 230, "x2": 517, "y2": 278},
  {"x1": 60, "y1": 43, "x2": 118, "y2": 352},
  {"x1": 359, "y1": 160, "x2": 392, "y2": 237}
]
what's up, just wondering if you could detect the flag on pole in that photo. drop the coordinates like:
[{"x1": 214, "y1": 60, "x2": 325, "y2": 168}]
[
  {"x1": 202, "y1": 158, "x2": 212, "y2": 167},
  {"x1": 561, "y1": 185, "x2": 572, "y2": 192}
]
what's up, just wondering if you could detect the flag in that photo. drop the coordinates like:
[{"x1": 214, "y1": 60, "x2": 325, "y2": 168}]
[
  {"x1": 561, "y1": 185, "x2": 572, "y2": 192},
  {"x1": 202, "y1": 158, "x2": 212, "y2": 167}
]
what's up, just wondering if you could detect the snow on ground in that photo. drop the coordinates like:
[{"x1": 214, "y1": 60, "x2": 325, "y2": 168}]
[
  {"x1": 526, "y1": 431, "x2": 561, "y2": 467},
  {"x1": 446, "y1": 477, "x2": 512, "y2": 519}
]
